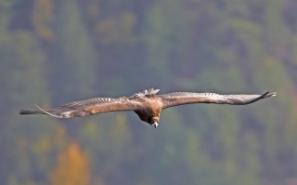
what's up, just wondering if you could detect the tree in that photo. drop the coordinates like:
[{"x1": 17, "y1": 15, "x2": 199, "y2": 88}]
[{"x1": 50, "y1": 143, "x2": 90, "y2": 185}]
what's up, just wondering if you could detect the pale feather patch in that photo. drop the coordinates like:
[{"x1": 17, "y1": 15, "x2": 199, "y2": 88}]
[
  {"x1": 61, "y1": 111, "x2": 73, "y2": 118},
  {"x1": 131, "y1": 88, "x2": 160, "y2": 98}
]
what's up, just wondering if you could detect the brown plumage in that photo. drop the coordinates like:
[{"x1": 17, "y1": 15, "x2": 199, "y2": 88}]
[{"x1": 20, "y1": 88, "x2": 276, "y2": 128}]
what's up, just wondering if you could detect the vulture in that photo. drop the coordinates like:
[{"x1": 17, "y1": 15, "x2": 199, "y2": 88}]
[{"x1": 20, "y1": 88, "x2": 276, "y2": 128}]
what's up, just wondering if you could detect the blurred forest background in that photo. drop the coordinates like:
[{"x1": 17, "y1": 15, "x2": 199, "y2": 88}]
[{"x1": 1, "y1": 0, "x2": 297, "y2": 185}]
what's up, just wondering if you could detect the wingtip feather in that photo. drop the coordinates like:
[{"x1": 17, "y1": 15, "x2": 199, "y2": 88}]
[
  {"x1": 263, "y1": 91, "x2": 277, "y2": 98},
  {"x1": 19, "y1": 109, "x2": 38, "y2": 115},
  {"x1": 35, "y1": 104, "x2": 63, "y2": 118}
]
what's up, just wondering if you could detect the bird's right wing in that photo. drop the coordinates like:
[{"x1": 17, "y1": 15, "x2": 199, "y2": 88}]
[
  {"x1": 160, "y1": 91, "x2": 276, "y2": 109},
  {"x1": 33, "y1": 96, "x2": 143, "y2": 118}
]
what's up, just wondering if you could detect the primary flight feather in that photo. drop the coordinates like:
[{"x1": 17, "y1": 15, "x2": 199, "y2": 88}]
[{"x1": 20, "y1": 88, "x2": 276, "y2": 128}]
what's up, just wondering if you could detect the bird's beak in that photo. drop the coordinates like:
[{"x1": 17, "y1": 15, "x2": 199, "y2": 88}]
[{"x1": 152, "y1": 122, "x2": 159, "y2": 128}]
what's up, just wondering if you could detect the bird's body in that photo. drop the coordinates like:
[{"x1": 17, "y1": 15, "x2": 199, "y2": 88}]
[{"x1": 20, "y1": 88, "x2": 276, "y2": 128}]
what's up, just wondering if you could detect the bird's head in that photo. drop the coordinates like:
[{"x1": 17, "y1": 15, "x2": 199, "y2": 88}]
[{"x1": 150, "y1": 116, "x2": 160, "y2": 128}]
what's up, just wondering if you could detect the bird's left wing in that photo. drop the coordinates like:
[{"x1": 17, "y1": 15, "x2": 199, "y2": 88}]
[
  {"x1": 160, "y1": 91, "x2": 276, "y2": 109},
  {"x1": 34, "y1": 96, "x2": 143, "y2": 118}
]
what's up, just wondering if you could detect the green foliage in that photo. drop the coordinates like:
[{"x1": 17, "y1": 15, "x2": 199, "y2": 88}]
[{"x1": 54, "y1": 0, "x2": 97, "y2": 97}]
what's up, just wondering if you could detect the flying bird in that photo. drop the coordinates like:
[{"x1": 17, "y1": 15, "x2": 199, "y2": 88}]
[{"x1": 20, "y1": 88, "x2": 276, "y2": 128}]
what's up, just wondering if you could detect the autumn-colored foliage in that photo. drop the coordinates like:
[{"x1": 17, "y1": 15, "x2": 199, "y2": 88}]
[{"x1": 50, "y1": 143, "x2": 90, "y2": 185}]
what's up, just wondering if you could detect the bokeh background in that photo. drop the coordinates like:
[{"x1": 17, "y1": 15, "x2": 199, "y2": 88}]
[{"x1": 1, "y1": 0, "x2": 297, "y2": 185}]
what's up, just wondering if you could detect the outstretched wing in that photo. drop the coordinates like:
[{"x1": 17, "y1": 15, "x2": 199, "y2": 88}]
[
  {"x1": 160, "y1": 91, "x2": 276, "y2": 109},
  {"x1": 35, "y1": 96, "x2": 143, "y2": 118}
]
